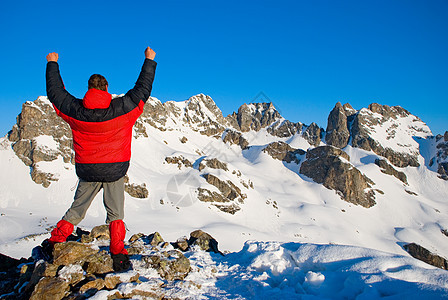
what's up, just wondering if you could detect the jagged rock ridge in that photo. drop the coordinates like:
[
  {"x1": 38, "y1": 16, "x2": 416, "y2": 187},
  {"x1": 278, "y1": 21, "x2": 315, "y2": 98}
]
[{"x1": 5, "y1": 94, "x2": 443, "y2": 210}]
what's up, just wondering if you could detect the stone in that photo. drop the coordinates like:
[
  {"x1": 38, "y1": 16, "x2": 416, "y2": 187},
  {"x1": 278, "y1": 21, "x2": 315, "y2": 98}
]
[
  {"x1": 147, "y1": 232, "x2": 165, "y2": 246},
  {"x1": 188, "y1": 230, "x2": 223, "y2": 254},
  {"x1": 374, "y1": 159, "x2": 408, "y2": 184},
  {"x1": 78, "y1": 278, "x2": 105, "y2": 294},
  {"x1": 58, "y1": 264, "x2": 85, "y2": 286},
  {"x1": 84, "y1": 250, "x2": 114, "y2": 275},
  {"x1": 445, "y1": 131, "x2": 448, "y2": 142},
  {"x1": 300, "y1": 146, "x2": 376, "y2": 208},
  {"x1": 53, "y1": 242, "x2": 97, "y2": 266},
  {"x1": 90, "y1": 225, "x2": 110, "y2": 240},
  {"x1": 326, "y1": 102, "x2": 350, "y2": 149},
  {"x1": 129, "y1": 233, "x2": 145, "y2": 243},
  {"x1": 404, "y1": 243, "x2": 448, "y2": 270},
  {"x1": 143, "y1": 250, "x2": 190, "y2": 281},
  {"x1": 174, "y1": 236, "x2": 189, "y2": 251},
  {"x1": 104, "y1": 271, "x2": 139, "y2": 289},
  {"x1": 30, "y1": 277, "x2": 70, "y2": 300}
]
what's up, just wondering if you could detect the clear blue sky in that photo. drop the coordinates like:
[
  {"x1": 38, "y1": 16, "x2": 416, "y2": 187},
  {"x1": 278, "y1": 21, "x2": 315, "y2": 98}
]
[{"x1": 1, "y1": 0, "x2": 447, "y2": 135}]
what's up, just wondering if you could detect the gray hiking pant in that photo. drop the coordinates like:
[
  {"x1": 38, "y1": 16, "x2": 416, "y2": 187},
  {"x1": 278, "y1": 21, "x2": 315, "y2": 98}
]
[{"x1": 62, "y1": 176, "x2": 125, "y2": 226}]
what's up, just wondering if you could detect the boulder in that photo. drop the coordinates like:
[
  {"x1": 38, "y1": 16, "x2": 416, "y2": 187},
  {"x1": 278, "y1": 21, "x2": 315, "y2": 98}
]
[
  {"x1": 84, "y1": 250, "x2": 114, "y2": 275},
  {"x1": 57, "y1": 264, "x2": 84, "y2": 286},
  {"x1": 53, "y1": 242, "x2": 97, "y2": 266},
  {"x1": 188, "y1": 230, "x2": 223, "y2": 255},
  {"x1": 30, "y1": 277, "x2": 70, "y2": 300},
  {"x1": 104, "y1": 271, "x2": 139, "y2": 289},
  {"x1": 78, "y1": 278, "x2": 105, "y2": 294}
]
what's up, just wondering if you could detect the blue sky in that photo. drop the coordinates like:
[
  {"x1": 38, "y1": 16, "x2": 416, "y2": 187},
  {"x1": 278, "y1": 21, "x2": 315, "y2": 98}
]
[{"x1": 1, "y1": 0, "x2": 447, "y2": 135}]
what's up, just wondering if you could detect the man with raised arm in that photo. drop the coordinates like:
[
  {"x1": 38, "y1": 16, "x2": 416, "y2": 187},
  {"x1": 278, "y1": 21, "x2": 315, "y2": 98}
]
[{"x1": 43, "y1": 47, "x2": 157, "y2": 272}]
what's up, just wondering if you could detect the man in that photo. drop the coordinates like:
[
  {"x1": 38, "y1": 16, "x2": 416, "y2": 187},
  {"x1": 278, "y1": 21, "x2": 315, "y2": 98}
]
[{"x1": 43, "y1": 47, "x2": 157, "y2": 272}]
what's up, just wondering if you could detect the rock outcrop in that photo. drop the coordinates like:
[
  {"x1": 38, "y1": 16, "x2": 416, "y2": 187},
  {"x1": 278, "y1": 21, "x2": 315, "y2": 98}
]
[
  {"x1": 430, "y1": 132, "x2": 448, "y2": 180},
  {"x1": 404, "y1": 243, "x2": 448, "y2": 270},
  {"x1": 124, "y1": 175, "x2": 149, "y2": 198},
  {"x1": 325, "y1": 102, "x2": 351, "y2": 148},
  {"x1": 198, "y1": 173, "x2": 246, "y2": 214},
  {"x1": 227, "y1": 102, "x2": 282, "y2": 132},
  {"x1": 8, "y1": 97, "x2": 74, "y2": 187},
  {"x1": 262, "y1": 141, "x2": 305, "y2": 164},
  {"x1": 374, "y1": 159, "x2": 408, "y2": 184},
  {"x1": 222, "y1": 129, "x2": 249, "y2": 149},
  {"x1": 303, "y1": 123, "x2": 323, "y2": 147},
  {"x1": 300, "y1": 146, "x2": 376, "y2": 208}
]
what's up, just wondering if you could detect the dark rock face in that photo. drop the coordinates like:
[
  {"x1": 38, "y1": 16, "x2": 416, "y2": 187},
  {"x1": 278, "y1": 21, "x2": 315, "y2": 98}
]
[
  {"x1": 374, "y1": 159, "x2": 408, "y2": 184},
  {"x1": 303, "y1": 123, "x2": 322, "y2": 146},
  {"x1": 267, "y1": 120, "x2": 303, "y2": 138},
  {"x1": 227, "y1": 102, "x2": 282, "y2": 132},
  {"x1": 300, "y1": 146, "x2": 376, "y2": 208},
  {"x1": 222, "y1": 129, "x2": 249, "y2": 149},
  {"x1": 445, "y1": 131, "x2": 448, "y2": 142},
  {"x1": 201, "y1": 174, "x2": 246, "y2": 202},
  {"x1": 262, "y1": 141, "x2": 305, "y2": 164},
  {"x1": 404, "y1": 243, "x2": 448, "y2": 270},
  {"x1": 326, "y1": 102, "x2": 350, "y2": 149}
]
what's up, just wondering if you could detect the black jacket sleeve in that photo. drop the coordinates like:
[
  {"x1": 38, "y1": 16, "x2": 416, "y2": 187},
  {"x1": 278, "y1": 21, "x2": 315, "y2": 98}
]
[
  {"x1": 46, "y1": 62, "x2": 80, "y2": 116},
  {"x1": 123, "y1": 58, "x2": 157, "y2": 107}
]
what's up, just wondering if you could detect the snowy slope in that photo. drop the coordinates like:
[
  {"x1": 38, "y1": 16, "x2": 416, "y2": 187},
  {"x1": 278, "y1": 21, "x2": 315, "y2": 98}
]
[{"x1": 0, "y1": 95, "x2": 447, "y2": 298}]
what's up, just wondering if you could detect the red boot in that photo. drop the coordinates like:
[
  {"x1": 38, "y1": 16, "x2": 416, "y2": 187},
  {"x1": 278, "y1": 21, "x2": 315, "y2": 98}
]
[
  {"x1": 109, "y1": 220, "x2": 128, "y2": 255},
  {"x1": 49, "y1": 220, "x2": 74, "y2": 243},
  {"x1": 110, "y1": 220, "x2": 131, "y2": 272}
]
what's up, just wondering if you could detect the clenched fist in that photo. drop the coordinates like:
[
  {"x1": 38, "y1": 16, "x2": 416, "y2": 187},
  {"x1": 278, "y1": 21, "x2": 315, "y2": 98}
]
[
  {"x1": 144, "y1": 47, "x2": 156, "y2": 60},
  {"x1": 46, "y1": 52, "x2": 59, "y2": 62}
]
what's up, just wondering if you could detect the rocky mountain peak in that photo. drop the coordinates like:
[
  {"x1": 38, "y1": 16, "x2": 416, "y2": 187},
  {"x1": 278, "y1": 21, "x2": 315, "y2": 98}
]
[
  {"x1": 326, "y1": 102, "x2": 351, "y2": 148},
  {"x1": 226, "y1": 102, "x2": 282, "y2": 132}
]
